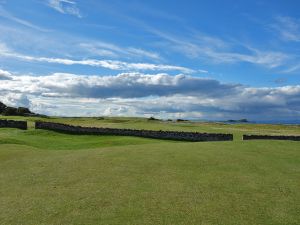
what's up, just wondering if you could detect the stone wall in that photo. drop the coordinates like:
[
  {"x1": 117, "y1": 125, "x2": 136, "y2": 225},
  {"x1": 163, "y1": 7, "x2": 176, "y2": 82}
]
[
  {"x1": 243, "y1": 134, "x2": 300, "y2": 141},
  {"x1": 0, "y1": 119, "x2": 27, "y2": 130},
  {"x1": 35, "y1": 121, "x2": 233, "y2": 142}
]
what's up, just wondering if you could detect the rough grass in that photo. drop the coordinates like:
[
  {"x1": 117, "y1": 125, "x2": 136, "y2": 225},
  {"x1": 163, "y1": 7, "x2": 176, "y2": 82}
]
[{"x1": 0, "y1": 116, "x2": 299, "y2": 225}]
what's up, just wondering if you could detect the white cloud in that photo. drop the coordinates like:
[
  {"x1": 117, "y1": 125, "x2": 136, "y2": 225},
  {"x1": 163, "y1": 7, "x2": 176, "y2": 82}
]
[
  {"x1": 126, "y1": 47, "x2": 161, "y2": 60},
  {"x1": 139, "y1": 24, "x2": 289, "y2": 69},
  {"x1": 79, "y1": 42, "x2": 162, "y2": 60},
  {"x1": 0, "y1": 69, "x2": 12, "y2": 80},
  {"x1": 0, "y1": 71, "x2": 299, "y2": 120},
  {"x1": 272, "y1": 16, "x2": 300, "y2": 42},
  {"x1": 202, "y1": 48, "x2": 288, "y2": 68},
  {"x1": 48, "y1": 0, "x2": 81, "y2": 18},
  {"x1": 0, "y1": 13, "x2": 291, "y2": 72},
  {"x1": 282, "y1": 63, "x2": 300, "y2": 73},
  {"x1": 1, "y1": 93, "x2": 30, "y2": 108},
  {"x1": 0, "y1": 6, "x2": 50, "y2": 32},
  {"x1": 0, "y1": 45, "x2": 194, "y2": 73},
  {"x1": 88, "y1": 3, "x2": 284, "y2": 69},
  {"x1": 0, "y1": 24, "x2": 162, "y2": 61},
  {"x1": 79, "y1": 43, "x2": 118, "y2": 58}
]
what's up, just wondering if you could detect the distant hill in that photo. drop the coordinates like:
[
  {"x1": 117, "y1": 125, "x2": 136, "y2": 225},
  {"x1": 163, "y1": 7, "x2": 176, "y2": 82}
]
[{"x1": 0, "y1": 101, "x2": 44, "y2": 117}]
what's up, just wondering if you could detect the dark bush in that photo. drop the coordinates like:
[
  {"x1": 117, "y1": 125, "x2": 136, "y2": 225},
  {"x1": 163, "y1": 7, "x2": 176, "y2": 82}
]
[
  {"x1": 0, "y1": 102, "x2": 35, "y2": 116},
  {"x1": 3, "y1": 107, "x2": 18, "y2": 116},
  {"x1": 0, "y1": 102, "x2": 7, "y2": 113},
  {"x1": 148, "y1": 117, "x2": 159, "y2": 121},
  {"x1": 17, "y1": 107, "x2": 31, "y2": 115},
  {"x1": 176, "y1": 119, "x2": 189, "y2": 122}
]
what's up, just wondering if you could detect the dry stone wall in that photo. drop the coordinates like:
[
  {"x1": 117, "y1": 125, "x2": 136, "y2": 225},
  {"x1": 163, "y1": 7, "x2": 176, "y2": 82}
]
[
  {"x1": 243, "y1": 134, "x2": 300, "y2": 141},
  {"x1": 35, "y1": 121, "x2": 233, "y2": 142},
  {"x1": 0, "y1": 119, "x2": 27, "y2": 130}
]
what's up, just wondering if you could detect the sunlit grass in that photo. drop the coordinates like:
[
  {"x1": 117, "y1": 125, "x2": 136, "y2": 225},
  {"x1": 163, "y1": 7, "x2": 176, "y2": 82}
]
[{"x1": 0, "y1": 116, "x2": 299, "y2": 225}]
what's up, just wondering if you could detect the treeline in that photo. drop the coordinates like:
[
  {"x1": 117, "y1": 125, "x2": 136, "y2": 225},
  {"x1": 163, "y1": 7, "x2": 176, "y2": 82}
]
[{"x1": 0, "y1": 101, "x2": 39, "y2": 116}]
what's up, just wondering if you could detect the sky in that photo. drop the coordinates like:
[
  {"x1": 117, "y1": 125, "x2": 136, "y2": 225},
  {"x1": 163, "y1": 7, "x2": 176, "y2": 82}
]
[{"x1": 0, "y1": 0, "x2": 300, "y2": 121}]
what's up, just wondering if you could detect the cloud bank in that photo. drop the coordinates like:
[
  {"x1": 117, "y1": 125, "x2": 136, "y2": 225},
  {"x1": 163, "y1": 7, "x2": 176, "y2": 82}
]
[{"x1": 0, "y1": 70, "x2": 299, "y2": 121}]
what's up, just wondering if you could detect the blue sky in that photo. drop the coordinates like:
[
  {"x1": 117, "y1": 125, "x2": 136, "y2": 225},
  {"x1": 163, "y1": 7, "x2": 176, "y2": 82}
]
[{"x1": 0, "y1": 0, "x2": 299, "y2": 121}]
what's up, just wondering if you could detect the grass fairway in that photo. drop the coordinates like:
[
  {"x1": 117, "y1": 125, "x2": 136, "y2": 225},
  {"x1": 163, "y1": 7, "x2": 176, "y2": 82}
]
[{"x1": 0, "y1": 117, "x2": 299, "y2": 225}]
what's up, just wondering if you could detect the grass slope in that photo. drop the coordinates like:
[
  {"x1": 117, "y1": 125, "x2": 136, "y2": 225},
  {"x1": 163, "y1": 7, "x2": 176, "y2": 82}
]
[{"x1": 0, "y1": 116, "x2": 299, "y2": 225}]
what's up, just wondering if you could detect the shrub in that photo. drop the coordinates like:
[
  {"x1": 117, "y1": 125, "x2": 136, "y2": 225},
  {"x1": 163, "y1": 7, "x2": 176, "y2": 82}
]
[
  {"x1": 3, "y1": 107, "x2": 18, "y2": 116},
  {"x1": 17, "y1": 107, "x2": 31, "y2": 115},
  {"x1": 148, "y1": 117, "x2": 159, "y2": 121},
  {"x1": 176, "y1": 119, "x2": 189, "y2": 122},
  {"x1": 0, "y1": 102, "x2": 7, "y2": 114}
]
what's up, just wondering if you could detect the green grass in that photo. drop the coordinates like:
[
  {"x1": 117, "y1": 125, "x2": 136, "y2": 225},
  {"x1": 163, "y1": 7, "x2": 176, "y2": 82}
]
[{"x1": 0, "y1": 116, "x2": 299, "y2": 225}]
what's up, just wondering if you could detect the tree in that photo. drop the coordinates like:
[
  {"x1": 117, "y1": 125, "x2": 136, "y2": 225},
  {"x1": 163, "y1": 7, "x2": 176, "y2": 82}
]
[
  {"x1": 0, "y1": 102, "x2": 7, "y2": 114},
  {"x1": 3, "y1": 107, "x2": 18, "y2": 116},
  {"x1": 17, "y1": 107, "x2": 31, "y2": 115},
  {"x1": 0, "y1": 102, "x2": 40, "y2": 117}
]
